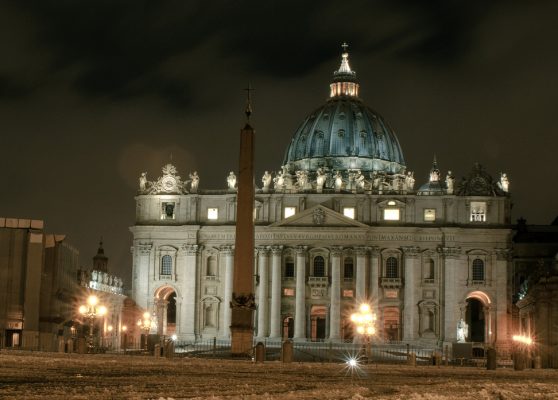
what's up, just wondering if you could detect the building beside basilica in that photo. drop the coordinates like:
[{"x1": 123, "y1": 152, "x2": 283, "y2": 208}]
[{"x1": 130, "y1": 47, "x2": 513, "y2": 353}]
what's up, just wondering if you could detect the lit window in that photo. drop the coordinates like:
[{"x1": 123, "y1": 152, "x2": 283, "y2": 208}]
[
  {"x1": 384, "y1": 209, "x2": 400, "y2": 221},
  {"x1": 284, "y1": 207, "x2": 296, "y2": 218},
  {"x1": 387, "y1": 200, "x2": 396, "y2": 206},
  {"x1": 343, "y1": 207, "x2": 355, "y2": 219},
  {"x1": 470, "y1": 202, "x2": 486, "y2": 222},
  {"x1": 424, "y1": 209, "x2": 436, "y2": 222},
  {"x1": 207, "y1": 208, "x2": 218, "y2": 220},
  {"x1": 161, "y1": 255, "x2": 172, "y2": 275},
  {"x1": 283, "y1": 288, "x2": 295, "y2": 296},
  {"x1": 343, "y1": 289, "x2": 354, "y2": 298}
]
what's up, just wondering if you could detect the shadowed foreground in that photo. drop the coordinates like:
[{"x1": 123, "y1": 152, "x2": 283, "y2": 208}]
[{"x1": 1, "y1": 351, "x2": 557, "y2": 399}]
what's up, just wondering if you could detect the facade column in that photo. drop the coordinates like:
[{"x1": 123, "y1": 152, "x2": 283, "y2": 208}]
[
  {"x1": 354, "y1": 247, "x2": 367, "y2": 302},
  {"x1": 219, "y1": 245, "x2": 234, "y2": 338},
  {"x1": 134, "y1": 244, "x2": 153, "y2": 309},
  {"x1": 269, "y1": 245, "x2": 284, "y2": 339},
  {"x1": 294, "y1": 245, "x2": 307, "y2": 340},
  {"x1": 402, "y1": 246, "x2": 420, "y2": 341},
  {"x1": 256, "y1": 246, "x2": 270, "y2": 338},
  {"x1": 181, "y1": 244, "x2": 201, "y2": 340},
  {"x1": 329, "y1": 246, "x2": 343, "y2": 340},
  {"x1": 494, "y1": 248, "x2": 510, "y2": 347},
  {"x1": 441, "y1": 247, "x2": 462, "y2": 343},
  {"x1": 369, "y1": 247, "x2": 380, "y2": 318}
]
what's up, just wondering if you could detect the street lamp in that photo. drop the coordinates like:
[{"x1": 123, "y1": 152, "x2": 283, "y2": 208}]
[
  {"x1": 78, "y1": 295, "x2": 107, "y2": 353},
  {"x1": 137, "y1": 311, "x2": 154, "y2": 350},
  {"x1": 350, "y1": 303, "x2": 377, "y2": 362}
]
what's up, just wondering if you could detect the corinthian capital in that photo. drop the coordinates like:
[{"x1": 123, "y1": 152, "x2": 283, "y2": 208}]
[
  {"x1": 402, "y1": 246, "x2": 421, "y2": 257},
  {"x1": 438, "y1": 246, "x2": 462, "y2": 259},
  {"x1": 270, "y1": 245, "x2": 284, "y2": 255},
  {"x1": 330, "y1": 246, "x2": 344, "y2": 257},
  {"x1": 219, "y1": 244, "x2": 234, "y2": 256}
]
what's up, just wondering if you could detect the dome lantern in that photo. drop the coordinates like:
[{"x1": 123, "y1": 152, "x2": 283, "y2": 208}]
[{"x1": 330, "y1": 43, "x2": 359, "y2": 98}]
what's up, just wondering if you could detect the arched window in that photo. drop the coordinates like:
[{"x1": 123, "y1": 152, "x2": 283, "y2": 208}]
[
  {"x1": 161, "y1": 255, "x2": 172, "y2": 275},
  {"x1": 386, "y1": 257, "x2": 398, "y2": 278},
  {"x1": 472, "y1": 259, "x2": 485, "y2": 281},
  {"x1": 344, "y1": 258, "x2": 354, "y2": 279},
  {"x1": 313, "y1": 256, "x2": 325, "y2": 277}
]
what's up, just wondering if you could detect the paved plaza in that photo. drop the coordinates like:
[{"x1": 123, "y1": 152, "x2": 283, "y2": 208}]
[{"x1": 1, "y1": 351, "x2": 557, "y2": 399}]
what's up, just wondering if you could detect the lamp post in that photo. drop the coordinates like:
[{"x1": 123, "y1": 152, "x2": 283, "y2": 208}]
[
  {"x1": 78, "y1": 295, "x2": 107, "y2": 353},
  {"x1": 350, "y1": 303, "x2": 377, "y2": 363},
  {"x1": 137, "y1": 311, "x2": 153, "y2": 351},
  {"x1": 121, "y1": 325, "x2": 128, "y2": 352}
]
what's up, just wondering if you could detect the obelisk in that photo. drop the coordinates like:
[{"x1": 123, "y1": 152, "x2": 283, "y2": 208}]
[{"x1": 230, "y1": 86, "x2": 256, "y2": 356}]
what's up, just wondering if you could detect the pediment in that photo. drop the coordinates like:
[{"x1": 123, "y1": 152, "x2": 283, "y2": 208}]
[{"x1": 271, "y1": 205, "x2": 369, "y2": 228}]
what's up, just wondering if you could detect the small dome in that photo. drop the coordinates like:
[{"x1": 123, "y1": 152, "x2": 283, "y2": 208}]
[
  {"x1": 417, "y1": 157, "x2": 447, "y2": 195},
  {"x1": 282, "y1": 45, "x2": 405, "y2": 174}
]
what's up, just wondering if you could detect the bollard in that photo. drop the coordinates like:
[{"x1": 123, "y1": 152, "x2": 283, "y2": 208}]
[
  {"x1": 533, "y1": 355, "x2": 541, "y2": 369},
  {"x1": 408, "y1": 352, "x2": 416, "y2": 367},
  {"x1": 165, "y1": 340, "x2": 175, "y2": 359},
  {"x1": 76, "y1": 338, "x2": 87, "y2": 354},
  {"x1": 514, "y1": 351, "x2": 525, "y2": 371},
  {"x1": 154, "y1": 344, "x2": 161, "y2": 358},
  {"x1": 486, "y1": 348, "x2": 497, "y2": 370},
  {"x1": 432, "y1": 351, "x2": 442, "y2": 366},
  {"x1": 255, "y1": 342, "x2": 265, "y2": 363},
  {"x1": 281, "y1": 340, "x2": 293, "y2": 363}
]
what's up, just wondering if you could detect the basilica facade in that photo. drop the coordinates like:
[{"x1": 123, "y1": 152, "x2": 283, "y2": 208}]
[{"x1": 130, "y1": 48, "x2": 513, "y2": 352}]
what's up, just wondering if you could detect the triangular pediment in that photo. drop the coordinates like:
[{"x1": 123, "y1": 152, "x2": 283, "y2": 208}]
[{"x1": 271, "y1": 205, "x2": 369, "y2": 228}]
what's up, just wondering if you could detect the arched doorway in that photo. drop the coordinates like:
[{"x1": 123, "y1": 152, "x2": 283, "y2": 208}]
[
  {"x1": 464, "y1": 291, "x2": 492, "y2": 344},
  {"x1": 154, "y1": 286, "x2": 178, "y2": 336},
  {"x1": 466, "y1": 298, "x2": 485, "y2": 342},
  {"x1": 310, "y1": 305, "x2": 327, "y2": 341}
]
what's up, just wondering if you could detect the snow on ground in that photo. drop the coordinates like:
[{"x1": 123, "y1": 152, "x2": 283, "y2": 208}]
[{"x1": 1, "y1": 350, "x2": 557, "y2": 399}]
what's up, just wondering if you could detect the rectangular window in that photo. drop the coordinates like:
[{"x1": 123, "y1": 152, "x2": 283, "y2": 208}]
[
  {"x1": 343, "y1": 289, "x2": 354, "y2": 298},
  {"x1": 283, "y1": 288, "x2": 295, "y2": 296},
  {"x1": 424, "y1": 209, "x2": 436, "y2": 222},
  {"x1": 384, "y1": 209, "x2": 400, "y2": 221},
  {"x1": 343, "y1": 207, "x2": 355, "y2": 219},
  {"x1": 161, "y1": 202, "x2": 175, "y2": 220},
  {"x1": 207, "y1": 208, "x2": 219, "y2": 220},
  {"x1": 470, "y1": 202, "x2": 486, "y2": 222},
  {"x1": 285, "y1": 261, "x2": 295, "y2": 278},
  {"x1": 284, "y1": 207, "x2": 296, "y2": 219}
]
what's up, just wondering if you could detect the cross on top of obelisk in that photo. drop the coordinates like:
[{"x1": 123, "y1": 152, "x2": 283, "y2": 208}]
[
  {"x1": 244, "y1": 83, "x2": 254, "y2": 120},
  {"x1": 342, "y1": 42, "x2": 349, "y2": 53}
]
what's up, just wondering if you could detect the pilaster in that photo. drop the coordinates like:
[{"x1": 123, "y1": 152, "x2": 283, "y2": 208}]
[
  {"x1": 329, "y1": 246, "x2": 343, "y2": 340},
  {"x1": 294, "y1": 245, "x2": 307, "y2": 340},
  {"x1": 269, "y1": 245, "x2": 283, "y2": 339}
]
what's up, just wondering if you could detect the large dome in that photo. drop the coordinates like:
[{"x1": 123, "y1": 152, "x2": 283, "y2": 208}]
[{"x1": 283, "y1": 47, "x2": 406, "y2": 175}]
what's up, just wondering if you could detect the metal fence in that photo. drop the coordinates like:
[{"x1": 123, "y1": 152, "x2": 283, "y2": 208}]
[{"x1": 172, "y1": 338, "x2": 441, "y2": 364}]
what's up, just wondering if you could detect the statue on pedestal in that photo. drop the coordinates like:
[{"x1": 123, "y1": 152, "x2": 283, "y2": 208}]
[
  {"x1": 139, "y1": 172, "x2": 147, "y2": 192},
  {"x1": 295, "y1": 170, "x2": 308, "y2": 191},
  {"x1": 456, "y1": 318, "x2": 468, "y2": 343},
  {"x1": 445, "y1": 171, "x2": 455, "y2": 194},
  {"x1": 334, "y1": 171, "x2": 343, "y2": 192},
  {"x1": 227, "y1": 171, "x2": 237, "y2": 191},
  {"x1": 316, "y1": 168, "x2": 327, "y2": 193},
  {"x1": 499, "y1": 173, "x2": 509, "y2": 193},
  {"x1": 405, "y1": 171, "x2": 415, "y2": 191},
  {"x1": 189, "y1": 171, "x2": 199, "y2": 193},
  {"x1": 261, "y1": 171, "x2": 272, "y2": 192},
  {"x1": 355, "y1": 170, "x2": 366, "y2": 191}
]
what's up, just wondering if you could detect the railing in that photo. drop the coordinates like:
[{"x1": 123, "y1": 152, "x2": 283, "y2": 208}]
[
  {"x1": 380, "y1": 277, "x2": 402, "y2": 288},
  {"x1": 308, "y1": 276, "x2": 328, "y2": 286},
  {"x1": 171, "y1": 338, "x2": 440, "y2": 364}
]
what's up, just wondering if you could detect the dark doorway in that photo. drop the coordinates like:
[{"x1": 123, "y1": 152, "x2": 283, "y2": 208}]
[
  {"x1": 316, "y1": 318, "x2": 326, "y2": 340},
  {"x1": 466, "y1": 298, "x2": 485, "y2": 342}
]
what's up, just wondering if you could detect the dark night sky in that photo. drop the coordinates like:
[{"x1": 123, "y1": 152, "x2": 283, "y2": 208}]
[{"x1": 1, "y1": 1, "x2": 557, "y2": 286}]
